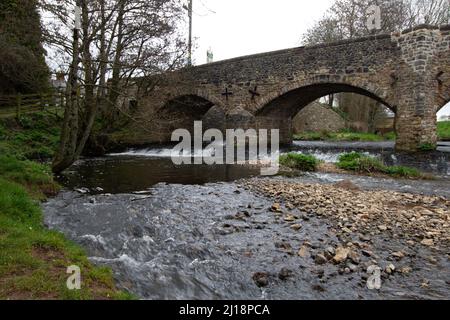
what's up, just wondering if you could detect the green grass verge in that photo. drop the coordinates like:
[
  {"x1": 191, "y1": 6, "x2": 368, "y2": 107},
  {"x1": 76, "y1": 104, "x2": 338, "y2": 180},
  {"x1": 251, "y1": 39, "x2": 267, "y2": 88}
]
[
  {"x1": 279, "y1": 153, "x2": 321, "y2": 172},
  {"x1": 437, "y1": 121, "x2": 450, "y2": 141},
  {"x1": 0, "y1": 113, "x2": 133, "y2": 300},
  {"x1": 293, "y1": 130, "x2": 396, "y2": 142},
  {"x1": 337, "y1": 152, "x2": 422, "y2": 178}
]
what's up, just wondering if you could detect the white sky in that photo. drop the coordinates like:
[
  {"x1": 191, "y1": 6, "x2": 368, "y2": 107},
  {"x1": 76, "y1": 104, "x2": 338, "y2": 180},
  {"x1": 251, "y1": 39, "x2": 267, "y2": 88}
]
[
  {"x1": 191, "y1": 0, "x2": 333, "y2": 64},
  {"x1": 190, "y1": 0, "x2": 450, "y2": 117}
]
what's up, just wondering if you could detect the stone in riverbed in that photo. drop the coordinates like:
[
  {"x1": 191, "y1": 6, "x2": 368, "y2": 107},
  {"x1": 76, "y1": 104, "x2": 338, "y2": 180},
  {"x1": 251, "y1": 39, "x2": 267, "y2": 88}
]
[
  {"x1": 271, "y1": 203, "x2": 282, "y2": 213},
  {"x1": 333, "y1": 247, "x2": 350, "y2": 264},
  {"x1": 298, "y1": 246, "x2": 309, "y2": 258},
  {"x1": 385, "y1": 264, "x2": 396, "y2": 274},
  {"x1": 278, "y1": 268, "x2": 294, "y2": 280},
  {"x1": 420, "y1": 239, "x2": 434, "y2": 246},
  {"x1": 290, "y1": 224, "x2": 302, "y2": 231},
  {"x1": 315, "y1": 254, "x2": 328, "y2": 265},
  {"x1": 252, "y1": 272, "x2": 269, "y2": 287}
]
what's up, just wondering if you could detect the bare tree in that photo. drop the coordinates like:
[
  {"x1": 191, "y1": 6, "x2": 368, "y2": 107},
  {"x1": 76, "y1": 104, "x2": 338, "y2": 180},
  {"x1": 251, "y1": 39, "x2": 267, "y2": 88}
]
[{"x1": 39, "y1": 0, "x2": 187, "y2": 173}]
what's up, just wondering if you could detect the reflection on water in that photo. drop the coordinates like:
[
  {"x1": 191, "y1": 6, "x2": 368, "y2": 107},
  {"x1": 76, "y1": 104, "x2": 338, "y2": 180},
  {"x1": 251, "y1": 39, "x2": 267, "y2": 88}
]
[{"x1": 57, "y1": 157, "x2": 261, "y2": 194}]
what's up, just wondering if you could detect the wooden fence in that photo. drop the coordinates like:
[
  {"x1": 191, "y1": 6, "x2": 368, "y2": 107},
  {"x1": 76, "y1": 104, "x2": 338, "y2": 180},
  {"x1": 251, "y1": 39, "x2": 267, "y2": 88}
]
[{"x1": 0, "y1": 92, "x2": 65, "y2": 118}]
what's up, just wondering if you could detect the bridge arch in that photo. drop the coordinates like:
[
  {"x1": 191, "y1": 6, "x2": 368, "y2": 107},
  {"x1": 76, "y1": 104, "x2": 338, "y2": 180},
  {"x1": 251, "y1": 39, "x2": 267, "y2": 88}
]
[{"x1": 254, "y1": 81, "x2": 394, "y2": 119}]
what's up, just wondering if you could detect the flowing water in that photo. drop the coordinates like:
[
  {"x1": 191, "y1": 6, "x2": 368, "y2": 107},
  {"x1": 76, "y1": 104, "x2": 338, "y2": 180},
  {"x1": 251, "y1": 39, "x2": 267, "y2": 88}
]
[{"x1": 43, "y1": 142, "x2": 450, "y2": 300}]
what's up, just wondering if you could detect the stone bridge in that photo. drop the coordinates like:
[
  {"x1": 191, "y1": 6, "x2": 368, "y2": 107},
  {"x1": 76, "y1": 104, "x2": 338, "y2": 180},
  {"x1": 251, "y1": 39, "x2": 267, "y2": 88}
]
[{"x1": 118, "y1": 25, "x2": 450, "y2": 152}]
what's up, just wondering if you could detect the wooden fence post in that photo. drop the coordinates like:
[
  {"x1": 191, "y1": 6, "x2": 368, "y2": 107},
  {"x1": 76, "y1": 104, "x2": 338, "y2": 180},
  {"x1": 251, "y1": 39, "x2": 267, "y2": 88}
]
[{"x1": 16, "y1": 94, "x2": 22, "y2": 119}]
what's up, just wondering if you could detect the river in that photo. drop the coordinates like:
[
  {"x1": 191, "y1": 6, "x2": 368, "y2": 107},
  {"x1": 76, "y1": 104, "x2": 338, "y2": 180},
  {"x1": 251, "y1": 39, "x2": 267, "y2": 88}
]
[{"x1": 42, "y1": 141, "x2": 450, "y2": 299}]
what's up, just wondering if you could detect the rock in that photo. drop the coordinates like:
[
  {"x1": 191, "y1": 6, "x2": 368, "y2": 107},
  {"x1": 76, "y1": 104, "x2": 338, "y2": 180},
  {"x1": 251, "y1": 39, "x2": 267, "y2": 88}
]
[
  {"x1": 348, "y1": 251, "x2": 360, "y2": 264},
  {"x1": 342, "y1": 227, "x2": 352, "y2": 234},
  {"x1": 378, "y1": 225, "x2": 388, "y2": 231},
  {"x1": 278, "y1": 268, "x2": 293, "y2": 280},
  {"x1": 347, "y1": 263, "x2": 358, "y2": 272},
  {"x1": 315, "y1": 254, "x2": 328, "y2": 265},
  {"x1": 385, "y1": 264, "x2": 396, "y2": 274},
  {"x1": 392, "y1": 251, "x2": 405, "y2": 259},
  {"x1": 284, "y1": 214, "x2": 296, "y2": 222},
  {"x1": 75, "y1": 187, "x2": 89, "y2": 194},
  {"x1": 275, "y1": 241, "x2": 293, "y2": 255},
  {"x1": 298, "y1": 246, "x2": 309, "y2": 258},
  {"x1": 325, "y1": 246, "x2": 336, "y2": 256},
  {"x1": 362, "y1": 250, "x2": 374, "y2": 257},
  {"x1": 420, "y1": 239, "x2": 434, "y2": 246},
  {"x1": 400, "y1": 267, "x2": 412, "y2": 274},
  {"x1": 252, "y1": 272, "x2": 269, "y2": 287},
  {"x1": 333, "y1": 247, "x2": 350, "y2": 264},
  {"x1": 271, "y1": 203, "x2": 282, "y2": 213},
  {"x1": 290, "y1": 224, "x2": 302, "y2": 231}
]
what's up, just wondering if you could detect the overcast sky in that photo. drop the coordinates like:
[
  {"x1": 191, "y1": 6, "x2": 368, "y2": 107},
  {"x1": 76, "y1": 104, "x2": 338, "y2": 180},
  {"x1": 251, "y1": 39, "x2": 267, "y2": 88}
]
[
  {"x1": 191, "y1": 0, "x2": 334, "y2": 64},
  {"x1": 190, "y1": 0, "x2": 449, "y2": 117}
]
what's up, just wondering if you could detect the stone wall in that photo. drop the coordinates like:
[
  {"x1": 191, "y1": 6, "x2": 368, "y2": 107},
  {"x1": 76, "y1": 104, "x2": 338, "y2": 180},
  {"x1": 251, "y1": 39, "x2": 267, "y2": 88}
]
[{"x1": 292, "y1": 102, "x2": 346, "y2": 133}]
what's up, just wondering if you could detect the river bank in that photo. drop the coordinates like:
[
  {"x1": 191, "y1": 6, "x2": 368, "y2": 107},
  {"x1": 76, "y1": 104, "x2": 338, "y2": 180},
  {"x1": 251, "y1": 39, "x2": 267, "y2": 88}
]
[{"x1": 0, "y1": 113, "x2": 131, "y2": 299}]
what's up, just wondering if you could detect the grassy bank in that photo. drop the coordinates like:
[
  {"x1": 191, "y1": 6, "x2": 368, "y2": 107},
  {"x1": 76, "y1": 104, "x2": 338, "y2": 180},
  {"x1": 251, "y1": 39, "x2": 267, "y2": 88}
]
[
  {"x1": 438, "y1": 121, "x2": 450, "y2": 141},
  {"x1": 293, "y1": 130, "x2": 396, "y2": 142},
  {"x1": 336, "y1": 152, "x2": 424, "y2": 179},
  {"x1": 294, "y1": 122, "x2": 450, "y2": 142},
  {"x1": 0, "y1": 113, "x2": 132, "y2": 300}
]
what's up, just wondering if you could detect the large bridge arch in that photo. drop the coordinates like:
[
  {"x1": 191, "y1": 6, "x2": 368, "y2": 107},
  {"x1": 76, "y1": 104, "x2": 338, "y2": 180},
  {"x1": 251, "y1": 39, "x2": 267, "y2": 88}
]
[{"x1": 254, "y1": 81, "x2": 394, "y2": 119}]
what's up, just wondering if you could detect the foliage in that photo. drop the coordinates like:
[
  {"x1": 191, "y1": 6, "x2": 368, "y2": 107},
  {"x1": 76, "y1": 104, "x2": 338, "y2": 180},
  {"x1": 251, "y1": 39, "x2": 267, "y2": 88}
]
[
  {"x1": 0, "y1": 0, "x2": 49, "y2": 94},
  {"x1": 293, "y1": 130, "x2": 395, "y2": 142},
  {"x1": 337, "y1": 152, "x2": 422, "y2": 178},
  {"x1": 279, "y1": 153, "x2": 321, "y2": 172},
  {"x1": 437, "y1": 121, "x2": 450, "y2": 141},
  {"x1": 0, "y1": 112, "x2": 61, "y2": 160},
  {"x1": 418, "y1": 143, "x2": 436, "y2": 151}
]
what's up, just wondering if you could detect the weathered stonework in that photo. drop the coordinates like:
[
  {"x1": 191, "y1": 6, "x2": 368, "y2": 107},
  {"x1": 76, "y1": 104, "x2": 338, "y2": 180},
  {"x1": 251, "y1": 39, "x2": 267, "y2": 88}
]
[
  {"x1": 119, "y1": 25, "x2": 450, "y2": 151},
  {"x1": 292, "y1": 102, "x2": 346, "y2": 133}
]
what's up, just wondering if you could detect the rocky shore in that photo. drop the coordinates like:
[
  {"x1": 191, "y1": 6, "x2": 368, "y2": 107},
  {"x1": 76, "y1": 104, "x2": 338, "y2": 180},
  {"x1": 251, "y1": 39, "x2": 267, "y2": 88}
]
[{"x1": 241, "y1": 178, "x2": 449, "y2": 295}]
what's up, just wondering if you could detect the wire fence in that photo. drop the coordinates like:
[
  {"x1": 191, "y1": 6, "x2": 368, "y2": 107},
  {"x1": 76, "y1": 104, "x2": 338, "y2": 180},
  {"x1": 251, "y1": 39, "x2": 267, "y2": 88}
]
[{"x1": 0, "y1": 92, "x2": 65, "y2": 118}]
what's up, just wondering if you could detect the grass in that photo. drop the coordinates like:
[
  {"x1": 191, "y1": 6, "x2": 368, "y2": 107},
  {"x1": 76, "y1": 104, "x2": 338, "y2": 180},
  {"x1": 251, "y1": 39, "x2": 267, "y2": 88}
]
[
  {"x1": 337, "y1": 152, "x2": 422, "y2": 178},
  {"x1": 279, "y1": 153, "x2": 321, "y2": 172},
  {"x1": 0, "y1": 112, "x2": 133, "y2": 300},
  {"x1": 293, "y1": 129, "x2": 396, "y2": 142},
  {"x1": 437, "y1": 121, "x2": 450, "y2": 141},
  {"x1": 0, "y1": 113, "x2": 61, "y2": 160}
]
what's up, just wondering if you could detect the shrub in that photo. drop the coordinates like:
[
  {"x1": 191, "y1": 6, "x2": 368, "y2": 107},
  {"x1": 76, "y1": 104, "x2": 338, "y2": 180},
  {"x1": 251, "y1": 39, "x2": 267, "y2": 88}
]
[
  {"x1": 279, "y1": 153, "x2": 320, "y2": 172},
  {"x1": 337, "y1": 152, "x2": 384, "y2": 173},
  {"x1": 337, "y1": 152, "x2": 423, "y2": 178},
  {"x1": 383, "y1": 165, "x2": 421, "y2": 178}
]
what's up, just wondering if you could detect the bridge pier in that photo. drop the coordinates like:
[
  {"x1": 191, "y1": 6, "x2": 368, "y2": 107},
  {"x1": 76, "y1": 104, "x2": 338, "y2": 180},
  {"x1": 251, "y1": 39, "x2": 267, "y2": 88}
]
[{"x1": 395, "y1": 111, "x2": 438, "y2": 152}]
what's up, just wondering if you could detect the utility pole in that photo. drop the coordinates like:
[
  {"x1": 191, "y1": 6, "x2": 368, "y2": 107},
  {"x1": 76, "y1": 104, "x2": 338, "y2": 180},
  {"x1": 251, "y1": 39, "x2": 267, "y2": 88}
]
[
  {"x1": 187, "y1": 0, "x2": 193, "y2": 66},
  {"x1": 69, "y1": 1, "x2": 81, "y2": 101}
]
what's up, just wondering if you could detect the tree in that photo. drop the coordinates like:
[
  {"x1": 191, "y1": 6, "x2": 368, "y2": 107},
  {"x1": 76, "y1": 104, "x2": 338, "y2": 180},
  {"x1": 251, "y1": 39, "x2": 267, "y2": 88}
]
[
  {"x1": 0, "y1": 0, "x2": 49, "y2": 94},
  {"x1": 39, "y1": 0, "x2": 187, "y2": 173}
]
